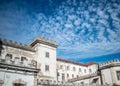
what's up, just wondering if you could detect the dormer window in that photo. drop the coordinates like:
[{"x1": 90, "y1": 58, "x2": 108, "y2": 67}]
[{"x1": 45, "y1": 52, "x2": 49, "y2": 58}]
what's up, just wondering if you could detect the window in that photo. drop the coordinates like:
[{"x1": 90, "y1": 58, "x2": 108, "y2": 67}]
[
  {"x1": 6, "y1": 54, "x2": 12, "y2": 59},
  {"x1": 45, "y1": 65, "x2": 49, "y2": 71},
  {"x1": 73, "y1": 67, "x2": 76, "y2": 71},
  {"x1": 21, "y1": 57, "x2": 27, "y2": 61},
  {"x1": 67, "y1": 66, "x2": 69, "y2": 70},
  {"x1": 60, "y1": 65, "x2": 63, "y2": 69},
  {"x1": 62, "y1": 73, "x2": 65, "y2": 81},
  {"x1": 72, "y1": 74, "x2": 74, "y2": 78},
  {"x1": 116, "y1": 71, "x2": 120, "y2": 80},
  {"x1": 57, "y1": 72, "x2": 60, "y2": 76},
  {"x1": 79, "y1": 68, "x2": 81, "y2": 72},
  {"x1": 67, "y1": 74, "x2": 69, "y2": 78},
  {"x1": 89, "y1": 69, "x2": 92, "y2": 73},
  {"x1": 81, "y1": 82, "x2": 84, "y2": 85},
  {"x1": 14, "y1": 83, "x2": 25, "y2": 86},
  {"x1": 84, "y1": 69, "x2": 86, "y2": 73},
  {"x1": 45, "y1": 52, "x2": 49, "y2": 58}
]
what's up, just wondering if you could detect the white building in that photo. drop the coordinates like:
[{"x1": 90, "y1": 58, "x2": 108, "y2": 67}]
[{"x1": 0, "y1": 37, "x2": 120, "y2": 86}]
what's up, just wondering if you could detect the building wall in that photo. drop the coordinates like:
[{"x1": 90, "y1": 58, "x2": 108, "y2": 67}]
[
  {"x1": 111, "y1": 66, "x2": 120, "y2": 85},
  {"x1": 74, "y1": 76, "x2": 101, "y2": 85},
  {"x1": 1, "y1": 45, "x2": 35, "y2": 62},
  {"x1": 101, "y1": 68, "x2": 113, "y2": 85},
  {"x1": 0, "y1": 70, "x2": 34, "y2": 86},
  {"x1": 87, "y1": 64, "x2": 98, "y2": 74},
  {"x1": 0, "y1": 37, "x2": 120, "y2": 86},
  {"x1": 34, "y1": 43, "x2": 57, "y2": 81},
  {"x1": 57, "y1": 61, "x2": 98, "y2": 82},
  {"x1": 57, "y1": 61, "x2": 83, "y2": 82}
]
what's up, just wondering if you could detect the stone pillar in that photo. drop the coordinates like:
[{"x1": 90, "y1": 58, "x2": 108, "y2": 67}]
[{"x1": 34, "y1": 73, "x2": 38, "y2": 86}]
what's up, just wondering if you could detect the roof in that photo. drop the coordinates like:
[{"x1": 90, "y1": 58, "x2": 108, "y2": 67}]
[
  {"x1": 57, "y1": 58, "x2": 97, "y2": 67},
  {"x1": 84, "y1": 62, "x2": 97, "y2": 66}
]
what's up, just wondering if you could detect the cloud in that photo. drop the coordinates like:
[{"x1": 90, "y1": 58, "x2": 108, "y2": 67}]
[{"x1": 0, "y1": 0, "x2": 120, "y2": 60}]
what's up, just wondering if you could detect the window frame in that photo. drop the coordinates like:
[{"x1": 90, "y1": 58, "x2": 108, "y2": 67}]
[
  {"x1": 116, "y1": 71, "x2": 120, "y2": 80},
  {"x1": 45, "y1": 52, "x2": 49, "y2": 58},
  {"x1": 45, "y1": 65, "x2": 49, "y2": 71}
]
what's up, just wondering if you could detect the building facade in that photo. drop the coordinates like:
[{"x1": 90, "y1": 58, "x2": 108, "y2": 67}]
[{"x1": 0, "y1": 37, "x2": 120, "y2": 86}]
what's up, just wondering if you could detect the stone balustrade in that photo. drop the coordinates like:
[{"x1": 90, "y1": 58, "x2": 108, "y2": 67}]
[
  {"x1": 0, "y1": 56, "x2": 37, "y2": 68},
  {"x1": 68, "y1": 72, "x2": 98, "y2": 82}
]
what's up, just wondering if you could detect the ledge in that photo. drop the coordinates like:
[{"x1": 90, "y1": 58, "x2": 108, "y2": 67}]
[{"x1": 0, "y1": 62, "x2": 39, "y2": 73}]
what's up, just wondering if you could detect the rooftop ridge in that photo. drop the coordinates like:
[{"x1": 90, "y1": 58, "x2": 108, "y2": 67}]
[
  {"x1": 57, "y1": 58, "x2": 96, "y2": 66},
  {"x1": 57, "y1": 58, "x2": 84, "y2": 66},
  {"x1": 0, "y1": 37, "x2": 35, "y2": 52}
]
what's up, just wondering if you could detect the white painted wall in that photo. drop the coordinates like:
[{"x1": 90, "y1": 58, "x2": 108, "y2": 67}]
[
  {"x1": 112, "y1": 67, "x2": 120, "y2": 85},
  {"x1": 0, "y1": 70, "x2": 34, "y2": 86},
  {"x1": 101, "y1": 68, "x2": 113, "y2": 85},
  {"x1": 74, "y1": 76, "x2": 101, "y2": 85},
  {"x1": 35, "y1": 43, "x2": 57, "y2": 81},
  {"x1": 57, "y1": 61, "x2": 99, "y2": 84},
  {"x1": 87, "y1": 64, "x2": 98, "y2": 74}
]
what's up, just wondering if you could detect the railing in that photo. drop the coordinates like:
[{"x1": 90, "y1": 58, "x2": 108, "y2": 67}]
[
  {"x1": 68, "y1": 72, "x2": 99, "y2": 82},
  {"x1": 37, "y1": 80, "x2": 114, "y2": 86},
  {"x1": 0, "y1": 57, "x2": 37, "y2": 68}
]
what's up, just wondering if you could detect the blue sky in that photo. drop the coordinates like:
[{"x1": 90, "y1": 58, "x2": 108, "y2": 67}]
[{"x1": 0, "y1": 0, "x2": 120, "y2": 63}]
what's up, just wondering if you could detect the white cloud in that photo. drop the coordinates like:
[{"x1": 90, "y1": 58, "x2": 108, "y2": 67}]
[{"x1": 1, "y1": 0, "x2": 120, "y2": 60}]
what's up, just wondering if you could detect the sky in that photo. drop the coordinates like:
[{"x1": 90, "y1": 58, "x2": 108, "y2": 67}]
[{"x1": 0, "y1": 0, "x2": 120, "y2": 63}]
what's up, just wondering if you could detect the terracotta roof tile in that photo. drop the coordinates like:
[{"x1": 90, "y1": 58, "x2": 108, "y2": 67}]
[{"x1": 57, "y1": 58, "x2": 97, "y2": 67}]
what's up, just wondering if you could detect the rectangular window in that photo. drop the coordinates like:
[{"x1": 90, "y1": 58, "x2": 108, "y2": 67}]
[
  {"x1": 72, "y1": 74, "x2": 74, "y2": 78},
  {"x1": 21, "y1": 57, "x2": 27, "y2": 61},
  {"x1": 79, "y1": 68, "x2": 81, "y2": 72},
  {"x1": 62, "y1": 73, "x2": 65, "y2": 81},
  {"x1": 73, "y1": 67, "x2": 76, "y2": 71},
  {"x1": 67, "y1": 66, "x2": 69, "y2": 70},
  {"x1": 84, "y1": 69, "x2": 86, "y2": 73},
  {"x1": 67, "y1": 74, "x2": 69, "y2": 78},
  {"x1": 6, "y1": 54, "x2": 12, "y2": 59},
  {"x1": 45, "y1": 65, "x2": 49, "y2": 71},
  {"x1": 60, "y1": 65, "x2": 63, "y2": 69},
  {"x1": 14, "y1": 83, "x2": 25, "y2": 86},
  {"x1": 45, "y1": 52, "x2": 49, "y2": 58},
  {"x1": 116, "y1": 71, "x2": 120, "y2": 80},
  {"x1": 89, "y1": 69, "x2": 92, "y2": 73}
]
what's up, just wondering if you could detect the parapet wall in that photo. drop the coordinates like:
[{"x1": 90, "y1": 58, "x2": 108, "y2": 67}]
[
  {"x1": 0, "y1": 38, "x2": 35, "y2": 52},
  {"x1": 29, "y1": 36, "x2": 57, "y2": 48},
  {"x1": 99, "y1": 59, "x2": 120, "y2": 69}
]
